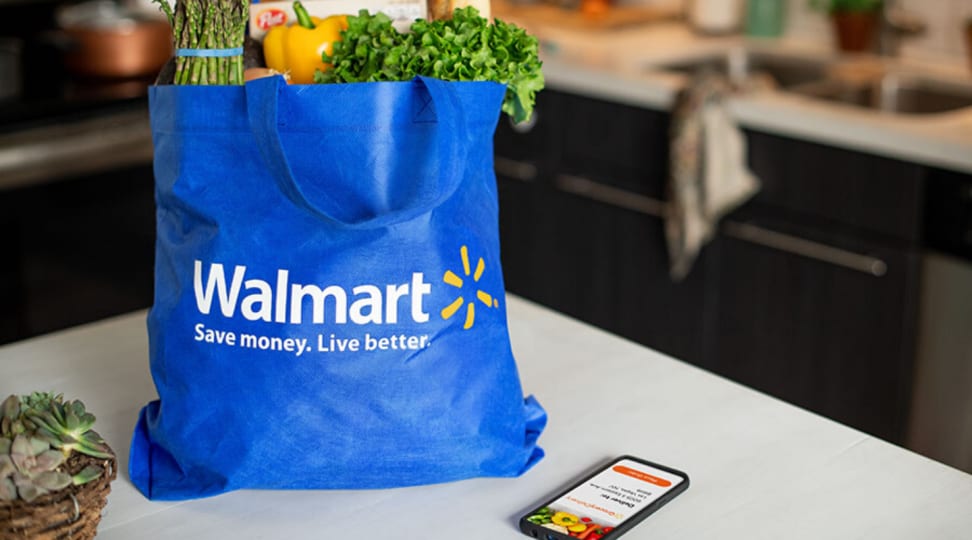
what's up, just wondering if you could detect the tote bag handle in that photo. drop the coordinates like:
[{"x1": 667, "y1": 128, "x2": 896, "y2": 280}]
[{"x1": 245, "y1": 76, "x2": 467, "y2": 229}]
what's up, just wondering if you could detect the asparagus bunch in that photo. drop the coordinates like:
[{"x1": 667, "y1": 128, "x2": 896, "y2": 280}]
[{"x1": 156, "y1": 0, "x2": 249, "y2": 85}]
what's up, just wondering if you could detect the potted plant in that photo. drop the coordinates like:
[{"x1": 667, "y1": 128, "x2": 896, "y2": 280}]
[
  {"x1": 1, "y1": 392, "x2": 116, "y2": 539},
  {"x1": 810, "y1": 0, "x2": 883, "y2": 52}
]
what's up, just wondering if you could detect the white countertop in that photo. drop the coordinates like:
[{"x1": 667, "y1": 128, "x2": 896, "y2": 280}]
[
  {"x1": 2, "y1": 296, "x2": 971, "y2": 539},
  {"x1": 513, "y1": 19, "x2": 972, "y2": 174}
]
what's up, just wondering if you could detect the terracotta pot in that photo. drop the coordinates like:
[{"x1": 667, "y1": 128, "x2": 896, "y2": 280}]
[{"x1": 831, "y1": 11, "x2": 878, "y2": 53}]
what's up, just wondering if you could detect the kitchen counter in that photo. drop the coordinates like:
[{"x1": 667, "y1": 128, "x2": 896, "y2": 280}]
[
  {"x1": 509, "y1": 18, "x2": 972, "y2": 174},
  {"x1": 1, "y1": 296, "x2": 970, "y2": 539}
]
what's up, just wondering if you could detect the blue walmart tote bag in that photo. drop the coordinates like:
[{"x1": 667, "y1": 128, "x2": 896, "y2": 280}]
[{"x1": 129, "y1": 75, "x2": 546, "y2": 500}]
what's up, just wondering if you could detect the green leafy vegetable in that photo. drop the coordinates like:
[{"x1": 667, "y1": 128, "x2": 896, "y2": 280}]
[{"x1": 315, "y1": 7, "x2": 544, "y2": 123}]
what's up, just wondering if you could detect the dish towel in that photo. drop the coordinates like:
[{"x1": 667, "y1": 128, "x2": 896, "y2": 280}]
[{"x1": 665, "y1": 72, "x2": 761, "y2": 281}]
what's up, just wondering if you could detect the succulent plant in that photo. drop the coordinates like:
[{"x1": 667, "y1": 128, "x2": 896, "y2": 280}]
[
  {"x1": 21, "y1": 392, "x2": 112, "y2": 459},
  {"x1": 0, "y1": 395, "x2": 25, "y2": 438},
  {"x1": 0, "y1": 393, "x2": 112, "y2": 503},
  {"x1": 1, "y1": 435, "x2": 70, "y2": 502}
]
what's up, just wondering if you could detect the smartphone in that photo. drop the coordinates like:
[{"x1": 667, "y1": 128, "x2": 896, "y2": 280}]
[{"x1": 518, "y1": 455, "x2": 689, "y2": 540}]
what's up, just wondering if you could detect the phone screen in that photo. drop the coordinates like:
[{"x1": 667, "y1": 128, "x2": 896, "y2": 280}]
[{"x1": 522, "y1": 457, "x2": 687, "y2": 539}]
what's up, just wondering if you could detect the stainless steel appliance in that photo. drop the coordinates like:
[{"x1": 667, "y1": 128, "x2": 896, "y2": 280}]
[{"x1": 908, "y1": 170, "x2": 972, "y2": 474}]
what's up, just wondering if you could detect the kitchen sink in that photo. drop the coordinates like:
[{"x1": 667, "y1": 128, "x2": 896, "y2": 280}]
[
  {"x1": 655, "y1": 47, "x2": 972, "y2": 115},
  {"x1": 789, "y1": 72, "x2": 972, "y2": 115},
  {"x1": 656, "y1": 47, "x2": 834, "y2": 89}
]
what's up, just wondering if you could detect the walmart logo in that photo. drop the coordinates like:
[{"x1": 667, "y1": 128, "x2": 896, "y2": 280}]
[
  {"x1": 441, "y1": 245, "x2": 499, "y2": 330},
  {"x1": 191, "y1": 247, "x2": 501, "y2": 331}
]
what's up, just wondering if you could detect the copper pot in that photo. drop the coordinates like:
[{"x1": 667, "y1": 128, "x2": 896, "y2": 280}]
[
  {"x1": 61, "y1": 20, "x2": 172, "y2": 78},
  {"x1": 56, "y1": 1, "x2": 172, "y2": 79}
]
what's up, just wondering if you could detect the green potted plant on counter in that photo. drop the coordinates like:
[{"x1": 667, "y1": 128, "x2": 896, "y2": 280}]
[
  {"x1": 810, "y1": 0, "x2": 883, "y2": 52},
  {"x1": 1, "y1": 392, "x2": 116, "y2": 539}
]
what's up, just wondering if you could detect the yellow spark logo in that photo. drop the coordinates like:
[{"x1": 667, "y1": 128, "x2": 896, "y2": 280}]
[{"x1": 441, "y1": 245, "x2": 499, "y2": 330}]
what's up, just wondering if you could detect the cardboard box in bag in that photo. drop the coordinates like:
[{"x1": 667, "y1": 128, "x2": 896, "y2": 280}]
[{"x1": 249, "y1": 0, "x2": 427, "y2": 39}]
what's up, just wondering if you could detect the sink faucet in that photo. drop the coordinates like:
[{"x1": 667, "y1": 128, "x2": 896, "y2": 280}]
[{"x1": 878, "y1": 1, "x2": 927, "y2": 56}]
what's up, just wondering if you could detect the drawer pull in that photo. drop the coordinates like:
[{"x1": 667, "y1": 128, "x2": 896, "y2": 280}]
[
  {"x1": 555, "y1": 173, "x2": 667, "y2": 218},
  {"x1": 724, "y1": 221, "x2": 888, "y2": 277},
  {"x1": 494, "y1": 157, "x2": 538, "y2": 183}
]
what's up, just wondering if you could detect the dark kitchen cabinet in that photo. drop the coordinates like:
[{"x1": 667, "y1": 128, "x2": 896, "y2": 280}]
[
  {"x1": 0, "y1": 165, "x2": 156, "y2": 344},
  {"x1": 705, "y1": 133, "x2": 924, "y2": 443},
  {"x1": 552, "y1": 92, "x2": 709, "y2": 364},
  {"x1": 525, "y1": 188, "x2": 618, "y2": 330},
  {"x1": 706, "y1": 216, "x2": 920, "y2": 443},
  {"x1": 494, "y1": 91, "x2": 555, "y2": 303},
  {"x1": 0, "y1": 202, "x2": 25, "y2": 343},
  {"x1": 495, "y1": 90, "x2": 709, "y2": 366},
  {"x1": 495, "y1": 89, "x2": 923, "y2": 444}
]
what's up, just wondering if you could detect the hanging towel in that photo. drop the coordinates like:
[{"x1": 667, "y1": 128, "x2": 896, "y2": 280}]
[{"x1": 665, "y1": 72, "x2": 761, "y2": 281}]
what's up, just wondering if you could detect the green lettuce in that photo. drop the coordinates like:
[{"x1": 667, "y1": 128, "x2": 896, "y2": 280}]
[{"x1": 315, "y1": 7, "x2": 544, "y2": 123}]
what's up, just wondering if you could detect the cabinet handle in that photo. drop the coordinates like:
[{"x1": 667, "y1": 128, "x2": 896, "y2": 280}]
[
  {"x1": 554, "y1": 173, "x2": 667, "y2": 218},
  {"x1": 723, "y1": 221, "x2": 888, "y2": 277},
  {"x1": 494, "y1": 157, "x2": 538, "y2": 183},
  {"x1": 551, "y1": 175, "x2": 888, "y2": 277}
]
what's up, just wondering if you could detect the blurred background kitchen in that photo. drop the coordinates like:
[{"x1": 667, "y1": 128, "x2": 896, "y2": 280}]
[{"x1": 1, "y1": 0, "x2": 970, "y2": 474}]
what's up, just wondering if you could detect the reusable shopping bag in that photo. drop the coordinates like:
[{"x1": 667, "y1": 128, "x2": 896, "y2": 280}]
[{"x1": 129, "y1": 75, "x2": 546, "y2": 500}]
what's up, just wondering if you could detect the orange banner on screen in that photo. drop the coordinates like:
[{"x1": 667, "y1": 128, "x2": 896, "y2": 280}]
[{"x1": 613, "y1": 465, "x2": 672, "y2": 487}]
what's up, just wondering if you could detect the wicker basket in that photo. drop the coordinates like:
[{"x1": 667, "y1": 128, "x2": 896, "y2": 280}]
[{"x1": 1, "y1": 451, "x2": 116, "y2": 540}]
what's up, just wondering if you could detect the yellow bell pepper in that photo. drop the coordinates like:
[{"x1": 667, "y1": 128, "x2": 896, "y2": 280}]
[{"x1": 263, "y1": 2, "x2": 348, "y2": 84}]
